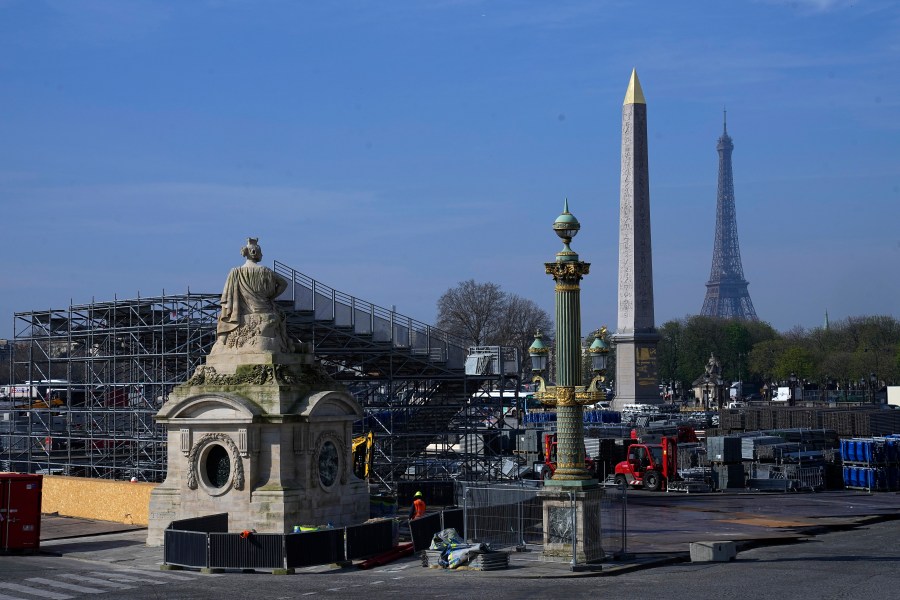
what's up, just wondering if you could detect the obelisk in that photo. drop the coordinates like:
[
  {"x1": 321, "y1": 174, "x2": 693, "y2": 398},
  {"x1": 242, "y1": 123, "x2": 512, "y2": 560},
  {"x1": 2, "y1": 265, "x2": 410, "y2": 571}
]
[{"x1": 612, "y1": 69, "x2": 660, "y2": 409}]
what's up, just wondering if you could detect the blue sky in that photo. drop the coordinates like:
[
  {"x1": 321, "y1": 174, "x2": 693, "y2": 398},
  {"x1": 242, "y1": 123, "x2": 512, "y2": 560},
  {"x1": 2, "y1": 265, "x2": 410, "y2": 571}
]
[{"x1": 1, "y1": 0, "x2": 898, "y2": 340}]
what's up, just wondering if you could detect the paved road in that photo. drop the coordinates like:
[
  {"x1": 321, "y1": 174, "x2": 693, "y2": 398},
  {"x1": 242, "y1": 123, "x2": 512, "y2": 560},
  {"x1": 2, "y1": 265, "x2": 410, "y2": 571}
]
[{"x1": 3, "y1": 519, "x2": 899, "y2": 599}]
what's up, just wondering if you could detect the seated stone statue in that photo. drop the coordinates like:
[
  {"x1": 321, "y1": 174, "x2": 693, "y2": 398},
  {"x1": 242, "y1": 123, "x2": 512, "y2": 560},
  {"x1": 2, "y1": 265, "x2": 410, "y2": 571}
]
[{"x1": 210, "y1": 238, "x2": 295, "y2": 355}]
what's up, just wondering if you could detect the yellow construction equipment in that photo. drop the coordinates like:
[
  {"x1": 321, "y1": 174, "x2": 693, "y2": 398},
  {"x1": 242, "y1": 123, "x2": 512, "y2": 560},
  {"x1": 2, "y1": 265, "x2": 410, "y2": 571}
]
[{"x1": 352, "y1": 431, "x2": 374, "y2": 480}]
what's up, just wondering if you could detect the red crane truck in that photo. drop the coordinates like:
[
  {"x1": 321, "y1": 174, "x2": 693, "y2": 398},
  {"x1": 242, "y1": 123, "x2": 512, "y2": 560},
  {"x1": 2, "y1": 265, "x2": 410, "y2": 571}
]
[{"x1": 613, "y1": 436, "x2": 678, "y2": 491}]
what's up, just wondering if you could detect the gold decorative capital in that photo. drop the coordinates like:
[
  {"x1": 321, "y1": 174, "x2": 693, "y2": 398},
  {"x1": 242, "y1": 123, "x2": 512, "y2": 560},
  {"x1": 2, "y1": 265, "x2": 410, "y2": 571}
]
[
  {"x1": 532, "y1": 377, "x2": 606, "y2": 407},
  {"x1": 545, "y1": 261, "x2": 590, "y2": 280}
]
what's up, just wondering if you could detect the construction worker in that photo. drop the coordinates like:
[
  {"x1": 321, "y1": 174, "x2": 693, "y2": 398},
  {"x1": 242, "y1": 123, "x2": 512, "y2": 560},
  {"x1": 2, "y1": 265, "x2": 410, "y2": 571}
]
[{"x1": 409, "y1": 490, "x2": 426, "y2": 520}]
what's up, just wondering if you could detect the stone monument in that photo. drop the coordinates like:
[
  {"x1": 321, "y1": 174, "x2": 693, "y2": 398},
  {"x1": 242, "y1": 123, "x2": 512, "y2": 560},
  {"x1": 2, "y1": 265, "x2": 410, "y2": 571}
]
[
  {"x1": 612, "y1": 70, "x2": 661, "y2": 409},
  {"x1": 147, "y1": 238, "x2": 369, "y2": 546}
]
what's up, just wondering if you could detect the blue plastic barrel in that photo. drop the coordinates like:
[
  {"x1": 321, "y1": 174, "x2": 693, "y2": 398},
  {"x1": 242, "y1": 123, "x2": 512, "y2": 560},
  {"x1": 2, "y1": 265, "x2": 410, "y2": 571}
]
[{"x1": 840, "y1": 440, "x2": 849, "y2": 462}]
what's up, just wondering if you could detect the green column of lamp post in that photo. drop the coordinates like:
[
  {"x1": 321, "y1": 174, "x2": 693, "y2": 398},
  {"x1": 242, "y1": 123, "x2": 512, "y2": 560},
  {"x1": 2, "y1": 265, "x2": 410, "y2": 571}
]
[{"x1": 528, "y1": 201, "x2": 606, "y2": 488}]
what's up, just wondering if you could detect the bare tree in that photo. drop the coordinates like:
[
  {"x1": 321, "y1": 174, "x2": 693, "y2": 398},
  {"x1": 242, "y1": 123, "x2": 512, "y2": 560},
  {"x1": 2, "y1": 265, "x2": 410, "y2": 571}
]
[
  {"x1": 436, "y1": 280, "x2": 553, "y2": 375},
  {"x1": 496, "y1": 294, "x2": 553, "y2": 372},
  {"x1": 436, "y1": 280, "x2": 507, "y2": 346}
]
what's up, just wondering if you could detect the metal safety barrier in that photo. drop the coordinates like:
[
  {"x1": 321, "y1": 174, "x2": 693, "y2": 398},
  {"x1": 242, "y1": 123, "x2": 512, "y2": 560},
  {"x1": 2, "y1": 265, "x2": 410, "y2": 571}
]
[
  {"x1": 456, "y1": 482, "x2": 628, "y2": 563},
  {"x1": 409, "y1": 509, "x2": 469, "y2": 553},
  {"x1": 346, "y1": 519, "x2": 395, "y2": 559},
  {"x1": 285, "y1": 528, "x2": 345, "y2": 568},
  {"x1": 163, "y1": 529, "x2": 208, "y2": 568},
  {"x1": 163, "y1": 514, "x2": 394, "y2": 571},
  {"x1": 749, "y1": 463, "x2": 824, "y2": 492},
  {"x1": 210, "y1": 532, "x2": 284, "y2": 570}
]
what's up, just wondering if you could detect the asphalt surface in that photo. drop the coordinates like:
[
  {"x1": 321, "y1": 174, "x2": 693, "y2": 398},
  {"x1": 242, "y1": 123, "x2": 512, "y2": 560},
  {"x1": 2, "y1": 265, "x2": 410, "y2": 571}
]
[{"x1": 1, "y1": 490, "x2": 897, "y2": 599}]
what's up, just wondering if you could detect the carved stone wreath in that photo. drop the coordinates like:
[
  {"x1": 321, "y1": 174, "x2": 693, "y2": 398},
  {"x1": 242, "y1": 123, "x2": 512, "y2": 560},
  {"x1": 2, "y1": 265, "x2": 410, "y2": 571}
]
[
  {"x1": 311, "y1": 431, "x2": 347, "y2": 490},
  {"x1": 186, "y1": 433, "x2": 245, "y2": 493}
]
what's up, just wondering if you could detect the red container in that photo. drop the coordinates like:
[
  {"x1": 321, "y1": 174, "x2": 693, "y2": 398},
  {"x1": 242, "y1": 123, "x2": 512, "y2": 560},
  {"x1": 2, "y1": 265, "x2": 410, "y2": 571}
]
[{"x1": 0, "y1": 473, "x2": 43, "y2": 551}]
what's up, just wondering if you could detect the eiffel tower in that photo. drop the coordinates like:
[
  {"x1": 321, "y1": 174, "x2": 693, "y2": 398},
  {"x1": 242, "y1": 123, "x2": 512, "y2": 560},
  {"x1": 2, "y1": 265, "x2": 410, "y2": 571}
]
[{"x1": 700, "y1": 112, "x2": 758, "y2": 320}]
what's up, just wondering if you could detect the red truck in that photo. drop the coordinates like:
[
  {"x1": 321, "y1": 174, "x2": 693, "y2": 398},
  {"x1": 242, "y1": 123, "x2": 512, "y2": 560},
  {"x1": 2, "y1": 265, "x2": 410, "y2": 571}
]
[{"x1": 613, "y1": 436, "x2": 678, "y2": 491}]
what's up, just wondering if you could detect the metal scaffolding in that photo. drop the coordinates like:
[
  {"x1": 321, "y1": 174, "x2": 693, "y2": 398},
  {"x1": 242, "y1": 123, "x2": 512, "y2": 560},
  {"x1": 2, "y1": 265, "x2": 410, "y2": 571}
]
[
  {"x1": 3, "y1": 294, "x2": 218, "y2": 481},
  {"x1": 2, "y1": 262, "x2": 522, "y2": 489}
]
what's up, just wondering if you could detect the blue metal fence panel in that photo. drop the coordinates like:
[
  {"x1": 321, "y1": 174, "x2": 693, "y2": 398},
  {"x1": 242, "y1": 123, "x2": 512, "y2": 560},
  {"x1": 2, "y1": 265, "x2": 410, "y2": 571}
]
[
  {"x1": 284, "y1": 529, "x2": 345, "y2": 568},
  {"x1": 163, "y1": 529, "x2": 208, "y2": 568},
  {"x1": 346, "y1": 520, "x2": 394, "y2": 559},
  {"x1": 208, "y1": 532, "x2": 285, "y2": 570}
]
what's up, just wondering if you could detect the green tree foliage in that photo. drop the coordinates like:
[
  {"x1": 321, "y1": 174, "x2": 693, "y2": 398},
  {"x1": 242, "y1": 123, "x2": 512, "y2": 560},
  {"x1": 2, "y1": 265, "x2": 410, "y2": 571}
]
[
  {"x1": 660, "y1": 314, "x2": 900, "y2": 389},
  {"x1": 773, "y1": 345, "x2": 815, "y2": 380},
  {"x1": 748, "y1": 338, "x2": 787, "y2": 381},
  {"x1": 658, "y1": 316, "x2": 778, "y2": 387}
]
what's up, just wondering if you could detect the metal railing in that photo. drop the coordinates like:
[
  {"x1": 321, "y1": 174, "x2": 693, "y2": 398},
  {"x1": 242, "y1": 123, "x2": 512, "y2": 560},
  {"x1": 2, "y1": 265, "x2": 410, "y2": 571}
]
[
  {"x1": 274, "y1": 261, "x2": 469, "y2": 369},
  {"x1": 749, "y1": 463, "x2": 824, "y2": 491}
]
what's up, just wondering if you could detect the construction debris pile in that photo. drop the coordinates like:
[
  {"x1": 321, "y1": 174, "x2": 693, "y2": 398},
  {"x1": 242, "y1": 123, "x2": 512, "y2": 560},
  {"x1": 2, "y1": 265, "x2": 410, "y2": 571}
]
[{"x1": 421, "y1": 528, "x2": 509, "y2": 571}]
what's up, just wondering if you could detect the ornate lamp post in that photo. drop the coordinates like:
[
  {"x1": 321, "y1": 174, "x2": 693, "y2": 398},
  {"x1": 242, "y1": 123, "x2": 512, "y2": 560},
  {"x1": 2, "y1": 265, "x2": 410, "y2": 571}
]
[
  {"x1": 531, "y1": 201, "x2": 606, "y2": 566},
  {"x1": 530, "y1": 201, "x2": 604, "y2": 487},
  {"x1": 715, "y1": 375, "x2": 724, "y2": 411},
  {"x1": 703, "y1": 375, "x2": 711, "y2": 411},
  {"x1": 789, "y1": 372, "x2": 798, "y2": 407},
  {"x1": 870, "y1": 372, "x2": 878, "y2": 404}
]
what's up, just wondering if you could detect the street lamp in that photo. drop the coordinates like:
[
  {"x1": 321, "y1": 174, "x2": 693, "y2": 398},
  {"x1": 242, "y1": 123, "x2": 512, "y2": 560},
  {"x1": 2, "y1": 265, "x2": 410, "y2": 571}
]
[
  {"x1": 703, "y1": 374, "x2": 711, "y2": 410},
  {"x1": 870, "y1": 373, "x2": 878, "y2": 404},
  {"x1": 588, "y1": 327, "x2": 610, "y2": 381},
  {"x1": 789, "y1": 372, "x2": 798, "y2": 407},
  {"x1": 529, "y1": 329, "x2": 549, "y2": 374},
  {"x1": 529, "y1": 200, "x2": 602, "y2": 487}
]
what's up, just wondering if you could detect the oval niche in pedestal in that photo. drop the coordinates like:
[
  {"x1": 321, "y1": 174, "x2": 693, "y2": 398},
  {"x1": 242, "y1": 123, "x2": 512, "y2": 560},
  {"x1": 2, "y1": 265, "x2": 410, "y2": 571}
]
[{"x1": 205, "y1": 444, "x2": 231, "y2": 488}]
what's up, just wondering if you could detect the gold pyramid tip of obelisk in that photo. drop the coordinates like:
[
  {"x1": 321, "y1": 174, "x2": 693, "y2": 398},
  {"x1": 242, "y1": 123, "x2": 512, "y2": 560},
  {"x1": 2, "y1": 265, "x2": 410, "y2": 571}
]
[{"x1": 623, "y1": 69, "x2": 646, "y2": 105}]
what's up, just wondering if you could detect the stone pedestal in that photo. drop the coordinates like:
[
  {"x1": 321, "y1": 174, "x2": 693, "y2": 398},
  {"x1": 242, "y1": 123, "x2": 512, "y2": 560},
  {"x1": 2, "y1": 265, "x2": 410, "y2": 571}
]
[
  {"x1": 146, "y1": 346, "x2": 369, "y2": 546},
  {"x1": 539, "y1": 487, "x2": 604, "y2": 564},
  {"x1": 611, "y1": 332, "x2": 662, "y2": 408}
]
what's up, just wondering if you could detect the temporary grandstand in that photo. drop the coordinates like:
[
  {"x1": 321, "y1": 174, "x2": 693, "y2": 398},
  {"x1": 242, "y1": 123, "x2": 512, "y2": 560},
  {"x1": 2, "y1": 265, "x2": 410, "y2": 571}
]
[{"x1": 2, "y1": 260, "x2": 522, "y2": 491}]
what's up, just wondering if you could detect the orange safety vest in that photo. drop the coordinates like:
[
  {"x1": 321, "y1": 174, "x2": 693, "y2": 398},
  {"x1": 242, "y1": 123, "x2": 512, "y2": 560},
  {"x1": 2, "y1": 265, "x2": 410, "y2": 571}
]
[{"x1": 411, "y1": 498, "x2": 426, "y2": 519}]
